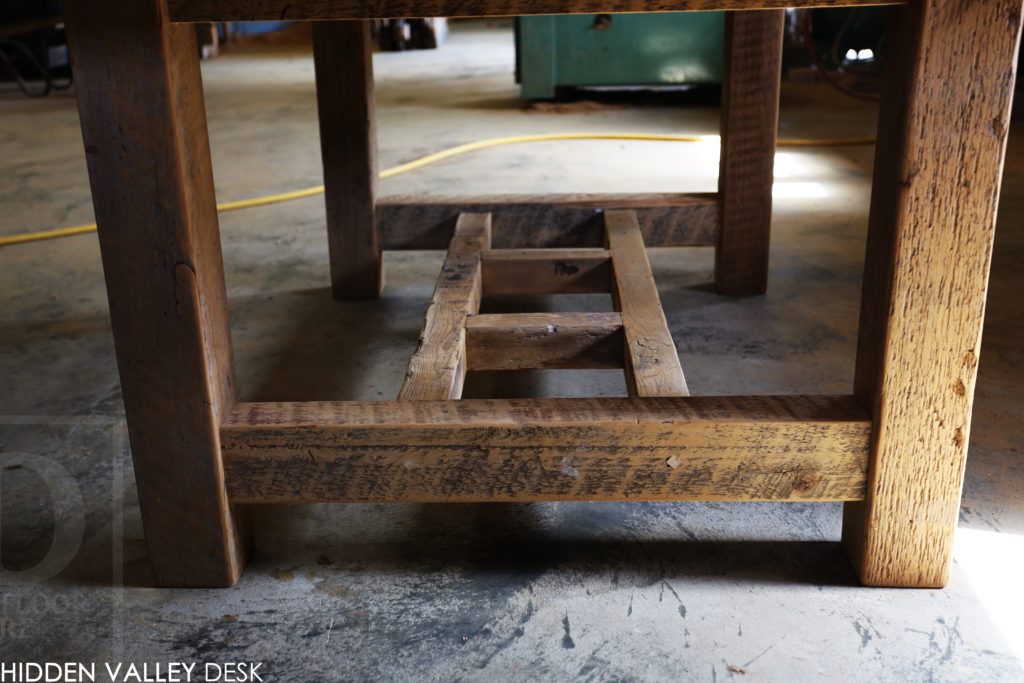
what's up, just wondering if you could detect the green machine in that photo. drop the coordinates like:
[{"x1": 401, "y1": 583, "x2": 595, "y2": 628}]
[{"x1": 515, "y1": 13, "x2": 725, "y2": 99}]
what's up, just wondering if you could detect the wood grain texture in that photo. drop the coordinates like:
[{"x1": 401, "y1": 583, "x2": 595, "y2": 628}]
[
  {"x1": 605, "y1": 211, "x2": 689, "y2": 398},
  {"x1": 715, "y1": 10, "x2": 784, "y2": 295},
  {"x1": 481, "y1": 248, "x2": 611, "y2": 295},
  {"x1": 377, "y1": 193, "x2": 720, "y2": 250},
  {"x1": 399, "y1": 213, "x2": 490, "y2": 400},
  {"x1": 64, "y1": 0, "x2": 248, "y2": 586},
  {"x1": 169, "y1": 0, "x2": 903, "y2": 22},
  {"x1": 842, "y1": 0, "x2": 1024, "y2": 588},
  {"x1": 314, "y1": 20, "x2": 382, "y2": 299},
  {"x1": 466, "y1": 312, "x2": 624, "y2": 371},
  {"x1": 220, "y1": 395, "x2": 871, "y2": 503}
]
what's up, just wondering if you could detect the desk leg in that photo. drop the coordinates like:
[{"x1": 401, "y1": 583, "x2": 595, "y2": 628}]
[
  {"x1": 64, "y1": 0, "x2": 250, "y2": 586},
  {"x1": 314, "y1": 20, "x2": 383, "y2": 299},
  {"x1": 716, "y1": 10, "x2": 784, "y2": 295},
  {"x1": 843, "y1": 0, "x2": 1024, "y2": 587}
]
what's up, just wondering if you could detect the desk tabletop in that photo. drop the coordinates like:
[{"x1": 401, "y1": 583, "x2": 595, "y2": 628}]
[{"x1": 167, "y1": 0, "x2": 902, "y2": 22}]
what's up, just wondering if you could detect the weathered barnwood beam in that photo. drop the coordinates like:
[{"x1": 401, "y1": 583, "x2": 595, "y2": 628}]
[
  {"x1": 220, "y1": 395, "x2": 871, "y2": 503},
  {"x1": 398, "y1": 212, "x2": 490, "y2": 400},
  {"x1": 377, "y1": 193, "x2": 720, "y2": 250},
  {"x1": 605, "y1": 210, "x2": 689, "y2": 397},
  {"x1": 169, "y1": 0, "x2": 904, "y2": 23},
  {"x1": 466, "y1": 312, "x2": 624, "y2": 370},
  {"x1": 481, "y1": 248, "x2": 611, "y2": 295},
  {"x1": 313, "y1": 20, "x2": 382, "y2": 299}
]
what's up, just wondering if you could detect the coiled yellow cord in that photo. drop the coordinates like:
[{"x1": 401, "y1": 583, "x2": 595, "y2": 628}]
[{"x1": 0, "y1": 132, "x2": 874, "y2": 247}]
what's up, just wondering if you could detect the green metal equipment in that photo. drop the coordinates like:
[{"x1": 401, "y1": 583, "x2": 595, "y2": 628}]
[{"x1": 515, "y1": 13, "x2": 725, "y2": 99}]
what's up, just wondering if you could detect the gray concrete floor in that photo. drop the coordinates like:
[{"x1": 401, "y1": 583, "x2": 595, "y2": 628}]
[{"x1": 1, "y1": 20, "x2": 1023, "y2": 681}]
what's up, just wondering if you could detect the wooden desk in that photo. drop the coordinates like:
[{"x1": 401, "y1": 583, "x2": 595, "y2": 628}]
[{"x1": 62, "y1": 0, "x2": 1024, "y2": 588}]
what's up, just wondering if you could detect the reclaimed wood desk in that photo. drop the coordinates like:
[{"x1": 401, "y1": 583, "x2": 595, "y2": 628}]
[{"x1": 63, "y1": 0, "x2": 1024, "y2": 587}]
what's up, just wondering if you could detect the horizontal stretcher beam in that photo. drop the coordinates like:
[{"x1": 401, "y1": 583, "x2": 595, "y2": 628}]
[
  {"x1": 481, "y1": 248, "x2": 612, "y2": 295},
  {"x1": 220, "y1": 394, "x2": 871, "y2": 503},
  {"x1": 377, "y1": 193, "x2": 720, "y2": 250},
  {"x1": 169, "y1": 0, "x2": 904, "y2": 23},
  {"x1": 465, "y1": 312, "x2": 625, "y2": 370}
]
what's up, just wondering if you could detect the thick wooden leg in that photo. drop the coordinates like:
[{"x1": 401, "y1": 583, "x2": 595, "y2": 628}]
[
  {"x1": 842, "y1": 0, "x2": 1024, "y2": 588},
  {"x1": 716, "y1": 10, "x2": 784, "y2": 295},
  {"x1": 313, "y1": 20, "x2": 383, "y2": 299},
  {"x1": 64, "y1": 0, "x2": 249, "y2": 586}
]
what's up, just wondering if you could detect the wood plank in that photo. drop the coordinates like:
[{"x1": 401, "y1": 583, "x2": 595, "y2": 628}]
[
  {"x1": 64, "y1": 0, "x2": 248, "y2": 586},
  {"x1": 220, "y1": 395, "x2": 871, "y2": 503},
  {"x1": 482, "y1": 248, "x2": 611, "y2": 295},
  {"x1": 842, "y1": 0, "x2": 1024, "y2": 588},
  {"x1": 313, "y1": 20, "x2": 382, "y2": 299},
  {"x1": 398, "y1": 213, "x2": 490, "y2": 400},
  {"x1": 715, "y1": 10, "x2": 785, "y2": 294},
  {"x1": 465, "y1": 312, "x2": 624, "y2": 370},
  {"x1": 377, "y1": 193, "x2": 720, "y2": 250},
  {"x1": 605, "y1": 210, "x2": 689, "y2": 397},
  {"x1": 169, "y1": 0, "x2": 904, "y2": 23}
]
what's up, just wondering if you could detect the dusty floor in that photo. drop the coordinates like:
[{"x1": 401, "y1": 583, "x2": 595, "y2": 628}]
[{"x1": 1, "y1": 20, "x2": 1022, "y2": 681}]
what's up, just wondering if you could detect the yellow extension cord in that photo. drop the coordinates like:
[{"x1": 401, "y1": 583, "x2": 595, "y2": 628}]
[{"x1": 0, "y1": 132, "x2": 875, "y2": 248}]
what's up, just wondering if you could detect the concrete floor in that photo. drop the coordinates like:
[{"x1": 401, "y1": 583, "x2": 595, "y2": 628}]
[{"x1": 1, "y1": 20, "x2": 1023, "y2": 681}]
